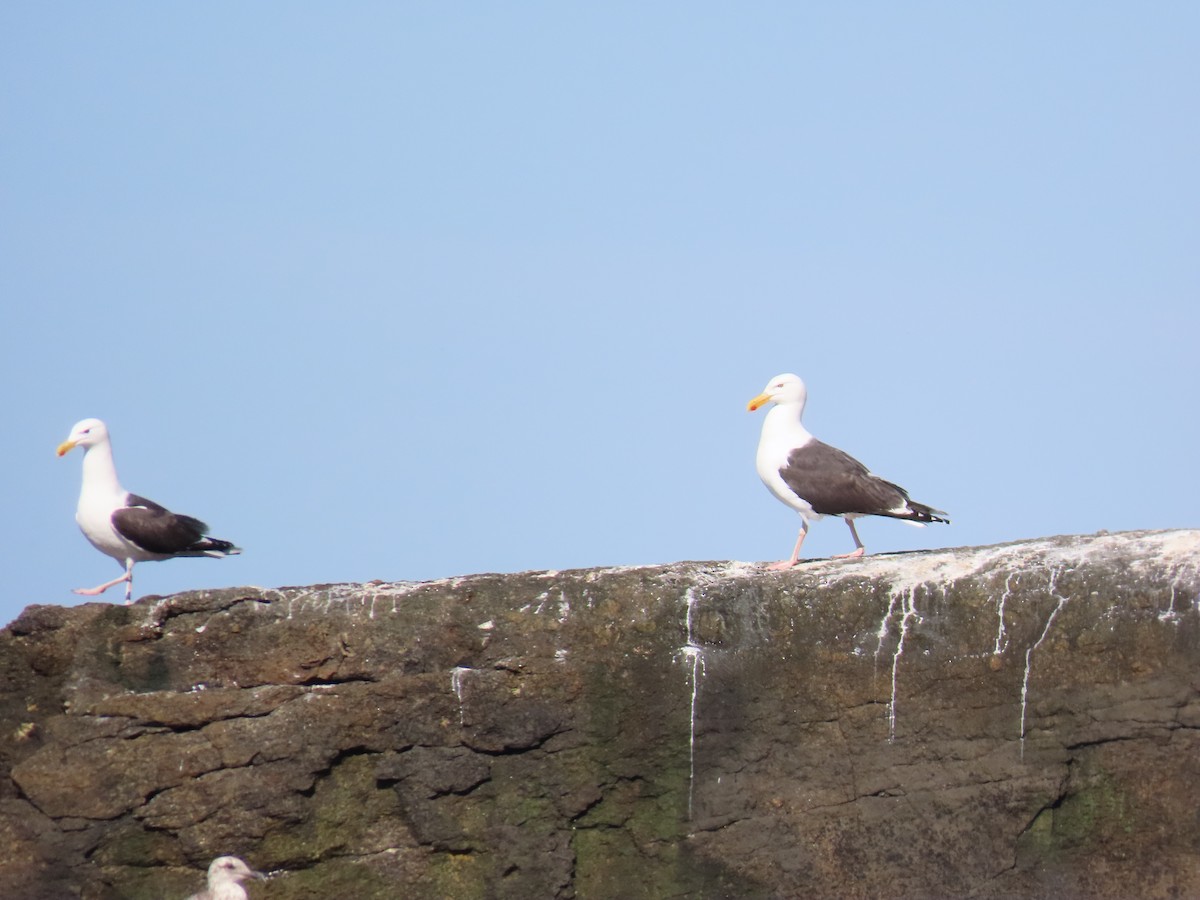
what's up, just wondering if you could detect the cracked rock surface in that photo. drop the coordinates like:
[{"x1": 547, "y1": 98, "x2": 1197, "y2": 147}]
[{"x1": 2, "y1": 530, "x2": 1199, "y2": 898}]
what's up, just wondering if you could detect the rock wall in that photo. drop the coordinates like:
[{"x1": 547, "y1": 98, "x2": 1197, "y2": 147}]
[{"x1": 2, "y1": 530, "x2": 1199, "y2": 899}]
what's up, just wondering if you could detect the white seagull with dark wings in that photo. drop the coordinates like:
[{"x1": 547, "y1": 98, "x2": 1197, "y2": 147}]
[
  {"x1": 747, "y1": 374, "x2": 948, "y2": 569},
  {"x1": 57, "y1": 418, "x2": 241, "y2": 603}
]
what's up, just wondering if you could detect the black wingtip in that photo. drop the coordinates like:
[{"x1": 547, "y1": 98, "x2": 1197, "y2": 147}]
[
  {"x1": 909, "y1": 503, "x2": 950, "y2": 525},
  {"x1": 197, "y1": 537, "x2": 240, "y2": 555}
]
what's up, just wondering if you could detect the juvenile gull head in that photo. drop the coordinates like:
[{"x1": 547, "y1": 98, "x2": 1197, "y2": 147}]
[{"x1": 185, "y1": 856, "x2": 265, "y2": 900}]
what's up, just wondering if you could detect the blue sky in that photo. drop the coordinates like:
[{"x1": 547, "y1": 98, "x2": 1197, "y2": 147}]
[{"x1": 2, "y1": 4, "x2": 1197, "y2": 626}]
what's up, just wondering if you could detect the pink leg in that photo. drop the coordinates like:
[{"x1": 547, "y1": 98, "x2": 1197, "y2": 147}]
[
  {"x1": 767, "y1": 522, "x2": 809, "y2": 570},
  {"x1": 832, "y1": 520, "x2": 866, "y2": 559},
  {"x1": 73, "y1": 560, "x2": 135, "y2": 602},
  {"x1": 72, "y1": 573, "x2": 130, "y2": 596}
]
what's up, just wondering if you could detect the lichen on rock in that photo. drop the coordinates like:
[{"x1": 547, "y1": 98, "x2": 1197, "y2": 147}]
[{"x1": 1, "y1": 530, "x2": 1198, "y2": 898}]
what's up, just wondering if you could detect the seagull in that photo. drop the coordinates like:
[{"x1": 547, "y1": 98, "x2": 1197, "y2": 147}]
[
  {"x1": 57, "y1": 418, "x2": 241, "y2": 603},
  {"x1": 747, "y1": 374, "x2": 948, "y2": 568},
  {"x1": 185, "y1": 856, "x2": 265, "y2": 900}
]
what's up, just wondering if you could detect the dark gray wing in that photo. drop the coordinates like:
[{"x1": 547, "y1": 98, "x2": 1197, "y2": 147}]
[
  {"x1": 112, "y1": 494, "x2": 211, "y2": 555},
  {"x1": 779, "y1": 440, "x2": 910, "y2": 517}
]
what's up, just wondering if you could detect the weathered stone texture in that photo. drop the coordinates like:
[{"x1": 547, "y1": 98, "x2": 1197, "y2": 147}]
[{"x1": 2, "y1": 530, "x2": 1199, "y2": 898}]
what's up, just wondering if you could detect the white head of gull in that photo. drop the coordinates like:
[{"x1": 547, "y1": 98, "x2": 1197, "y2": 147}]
[
  {"x1": 185, "y1": 855, "x2": 265, "y2": 900},
  {"x1": 747, "y1": 373, "x2": 949, "y2": 569},
  {"x1": 57, "y1": 418, "x2": 241, "y2": 603}
]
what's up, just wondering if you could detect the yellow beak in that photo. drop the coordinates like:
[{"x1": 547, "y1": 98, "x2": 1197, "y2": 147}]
[
  {"x1": 56, "y1": 440, "x2": 77, "y2": 457},
  {"x1": 747, "y1": 392, "x2": 771, "y2": 412}
]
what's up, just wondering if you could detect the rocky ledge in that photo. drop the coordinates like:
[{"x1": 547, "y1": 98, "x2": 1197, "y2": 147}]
[{"x1": 2, "y1": 530, "x2": 1199, "y2": 899}]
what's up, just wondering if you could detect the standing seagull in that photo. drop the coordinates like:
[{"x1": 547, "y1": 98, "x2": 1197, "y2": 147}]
[
  {"x1": 57, "y1": 418, "x2": 241, "y2": 603},
  {"x1": 747, "y1": 374, "x2": 948, "y2": 569},
  {"x1": 185, "y1": 856, "x2": 265, "y2": 900}
]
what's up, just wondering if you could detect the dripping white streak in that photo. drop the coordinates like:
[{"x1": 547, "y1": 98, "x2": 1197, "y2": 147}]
[
  {"x1": 1019, "y1": 568, "x2": 1068, "y2": 756},
  {"x1": 1158, "y1": 586, "x2": 1179, "y2": 623},
  {"x1": 450, "y1": 666, "x2": 471, "y2": 726},
  {"x1": 887, "y1": 587, "x2": 919, "y2": 742},
  {"x1": 685, "y1": 587, "x2": 698, "y2": 645},
  {"x1": 994, "y1": 572, "x2": 1016, "y2": 655},
  {"x1": 681, "y1": 587, "x2": 705, "y2": 819},
  {"x1": 681, "y1": 645, "x2": 706, "y2": 819},
  {"x1": 874, "y1": 590, "x2": 902, "y2": 660}
]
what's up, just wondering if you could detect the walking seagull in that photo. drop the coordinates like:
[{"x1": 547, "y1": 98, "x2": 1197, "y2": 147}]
[
  {"x1": 57, "y1": 418, "x2": 241, "y2": 603},
  {"x1": 747, "y1": 374, "x2": 948, "y2": 568}
]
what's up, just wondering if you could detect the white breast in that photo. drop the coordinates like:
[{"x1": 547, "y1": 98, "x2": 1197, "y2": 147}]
[
  {"x1": 76, "y1": 488, "x2": 136, "y2": 562},
  {"x1": 755, "y1": 405, "x2": 820, "y2": 521}
]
